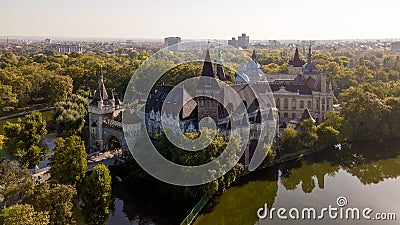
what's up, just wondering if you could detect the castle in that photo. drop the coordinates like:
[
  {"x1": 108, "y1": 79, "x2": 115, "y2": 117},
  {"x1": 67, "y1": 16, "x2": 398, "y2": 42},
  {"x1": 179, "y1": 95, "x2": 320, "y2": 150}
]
[{"x1": 88, "y1": 47, "x2": 334, "y2": 165}]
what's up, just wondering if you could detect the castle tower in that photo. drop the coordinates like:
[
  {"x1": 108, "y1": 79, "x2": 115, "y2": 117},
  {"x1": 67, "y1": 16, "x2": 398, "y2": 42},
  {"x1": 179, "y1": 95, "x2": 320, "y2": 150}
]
[
  {"x1": 88, "y1": 69, "x2": 115, "y2": 152},
  {"x1": 196, "y1": 49, "x2": 221, "y2": 126},
  {"x1": 288, "y1": 48, "x2": 305, "y2": 75}
]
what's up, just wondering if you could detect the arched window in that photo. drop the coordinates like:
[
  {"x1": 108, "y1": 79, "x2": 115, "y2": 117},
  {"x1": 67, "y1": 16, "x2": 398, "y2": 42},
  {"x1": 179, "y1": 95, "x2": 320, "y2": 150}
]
[
  {"x1": 307, "y1": 101, "x2": 312, "y2": 109},
  {"x1": 276, "y1": 98, "x2": 281, "y2": 109},
  {"x1": 300, "y1": 100, "x2": 304, "y2": 109},
  {"x1": 284, "y1": 99, "x2": 288, "y2": 109}
]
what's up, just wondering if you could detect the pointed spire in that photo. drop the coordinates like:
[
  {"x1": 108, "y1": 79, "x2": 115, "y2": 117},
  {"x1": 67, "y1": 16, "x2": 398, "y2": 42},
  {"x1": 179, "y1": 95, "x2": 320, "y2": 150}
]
[
  {"x1": 215, "y1": 44, "x2": 227, "y2": 81},
  {"x1": 217, "y1": 42, "x2": 222, "y2": 64},
  {"x1": 307, "y1": 43, "x2": 313, "y2": 63},
  {"x1": 300, "y1": 108, "x2": 315, "y2": 122},
  {"x1": 201, "y1": 49, "x2": 214, "y2": 77},
  {"x1": 329, "y1": 80, "x2": 333, "y2": 91},
  {"x1": 267, "y1": 108, "x2": 274, "y2": 120},
  {"x1": 289, "y1": 48, "x2": 305, "y2": 67},
  {"x1": 251, "y1": 49, "x2": 257, "y2": 62},
  {"x1": 255, "y1": 110, "x2": 262, "y2": 123},
  {"x1": 94, "y1": 66, "x2": 108, "y2": 100}
]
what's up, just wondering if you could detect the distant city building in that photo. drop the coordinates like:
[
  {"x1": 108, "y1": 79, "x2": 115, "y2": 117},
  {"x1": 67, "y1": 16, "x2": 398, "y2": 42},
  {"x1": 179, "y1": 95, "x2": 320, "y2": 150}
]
[
  {"x1": 391, "y1": 41, "x2": 400, "y2": 52},
  {"x1": 228, "y1": 33, "x2": 249, "y2": 49},
  {"x1": 164, "y1": 37, "x2": 181, "y2": 51},
  {"x1": 238, "y1": 33, "x2": 249, "y2": 49},
  {"x1": 228, "y1": 37, "x2": 238, "y2": 47},
  {"x1": 50, "y1": 44, "x2": 82, "y2": 54}
]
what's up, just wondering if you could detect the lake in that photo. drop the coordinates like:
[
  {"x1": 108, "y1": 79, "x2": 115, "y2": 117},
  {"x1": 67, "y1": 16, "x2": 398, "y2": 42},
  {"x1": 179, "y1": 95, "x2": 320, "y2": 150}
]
[{"x1": 106, "y1": 138, "x2": 400, "y2": 225}]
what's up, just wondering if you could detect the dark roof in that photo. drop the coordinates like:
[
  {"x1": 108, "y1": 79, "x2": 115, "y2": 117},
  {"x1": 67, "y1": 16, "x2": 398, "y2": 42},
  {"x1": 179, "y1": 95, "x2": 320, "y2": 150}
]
[
  {"x1": 145, "y1": 85, "x2": 198, "y2": 120},
  {"x1": 306, "y1": 76, "x2": 316, "y2": 89},
  {"x1": 94, "y1": 70, "x2": 108, "y2": 101},
  {"x1": 299, "y1": 108, "x2": 315, "y2": 122},
  {"x1": 216, "y1": 64, "x2": 227, "y2": 81},
  {"x1": 201, "y1": 49, "x2": 214, "y2": 77},
  {"x1": 289, "y1": 48, "x2": 305, "y2": 67},
  {"x1": 196, "y1": 50, "x2": 220, "y2": 90},
  {"x1": 251, "y1": 50, "x2": 258, "y2": 62},
  {"x1": 269, "y1": 84, "x2": 313, "y2": 95}
]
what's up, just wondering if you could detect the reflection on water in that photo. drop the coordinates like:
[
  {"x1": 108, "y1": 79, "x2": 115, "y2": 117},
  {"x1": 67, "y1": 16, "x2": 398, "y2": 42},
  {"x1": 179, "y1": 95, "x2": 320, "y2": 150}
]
[
  {"x1": 194, "y1": 139, "x2": 400, "y2": 225},
  {"x1": 107, "y1": 173, "x2": 195, "y2": 225}
]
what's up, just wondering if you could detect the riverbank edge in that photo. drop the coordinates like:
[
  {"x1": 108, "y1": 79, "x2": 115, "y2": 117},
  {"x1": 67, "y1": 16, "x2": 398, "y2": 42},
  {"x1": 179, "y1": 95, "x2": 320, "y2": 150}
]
[
  {"x1": 0, "y1": 105, "x2": 54, "y2": 121},
  {"x1": 184, "y1": 146, "x2": 323, "y2": 225}
]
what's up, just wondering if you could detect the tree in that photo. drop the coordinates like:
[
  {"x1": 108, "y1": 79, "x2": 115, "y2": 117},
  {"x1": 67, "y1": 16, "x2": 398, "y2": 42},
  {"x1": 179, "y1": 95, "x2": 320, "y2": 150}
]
[
  {"x1": 0, "y1": 135, "x2": 4, "y2": 151},
  {"x1": 49, "y1": 135, "x2": 87, "y2": 185},
  {"x1": 3, "y1": 111, "x2": 48, "y2": 168},
  {"x1": 23, "y1": 183, "x2": 77, "y2": 225},
  {"x1": 0, "y1": 82, "x2": 18, "y2": 112},
  {"x1": 320, "y1": 112, "x2": 349, "y2": 142},
  {"x1": 297, "y1": 119, "x2": 318, "y2": 147},
  {"x1": 53, "y1": 94, "x2": 87, "y2": 137},
  {"x1": 340, "y1": 87, "x2": 391, "y2": 140},
  {"x1": 280, "y1": 128, "x2": 302, "y2": 152},
  {"x1": 45, "y1": 75, "x2": 73, "y2": 103},
  {"x1": 0, "y1": 162, "x2": 34, "y2": 209},
  {"x1": 0, "y1": 204, "x2": 49, "y2": 225},
  {"x1": 316, "y1": 125, "x2": 340, "y2": 148},
  {"x1": 81, "y1": 164, "x2": 112, "y2": 225}
]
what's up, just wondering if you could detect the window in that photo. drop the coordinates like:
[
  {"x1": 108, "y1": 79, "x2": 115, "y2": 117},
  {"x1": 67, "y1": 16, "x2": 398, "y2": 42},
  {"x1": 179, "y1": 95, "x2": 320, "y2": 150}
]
[
  {"x1": 284, "y1": 99, "x2": 288, "y2": 109},
  {"x1": 284, "y1": 113, "x2": 288, "y2": 118},
  {"x1": 316, "y1": 100, "x2": 319, "y2": 109},
  {"x1": 292, "y1": 113, "x2": 296, "y2": 119},
  {"x1": 276, "y1": 98, "x2": 280, "y2": 109},
  {"x1": 307, "y1": 101, "x2": 312, "y2": 109},
  {"x1": 292, "y1": 100, "x2": 296, "y2": 109},
  {"x1": 300, "y1": 100, "x2": 304, "y2": 109},
  {"x1": 327, "y1": 99, "x2": 330, "y2": 110}
]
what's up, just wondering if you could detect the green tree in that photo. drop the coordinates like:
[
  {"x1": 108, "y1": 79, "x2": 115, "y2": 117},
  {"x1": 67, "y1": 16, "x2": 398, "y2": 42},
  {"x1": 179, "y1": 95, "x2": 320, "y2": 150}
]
[
  {"x1": 280, "y1": 128, "x2": 302, "y2": 152},
  {"x1": 0, "y1": 82, "x2": 18, "y2": 112},
  {"x1": 0, "y1": 162, "x2": 34, "y2": 209},
  {"x1": 316, "y1": 125, "x2": 340, "y2": 148},
  {"x1": 53, "y1": 94, "x2": 87, "y2": 137},
  {"x1": 81, "y1": 164, "x2": 111, "y2": 225},
  {"x1": 297, "y1": 119, "x2": 318, "y2": 147},
  {"x1": 49, "y1": 135, "x2": 87, "y2": 185},
  {"x1": 45, "y1": 75, "x2": 73, "y2": 103},
  {"x1": 340, "y1": 87, "x2": 391, "y2": 140},
  {"x1": 23, "y1": 183, "x2": 77, "y2": 225},
  {"x1": 3, "y1": 111, "x2": 48, "y2": 168},
  {"x1": 0, "y1": 204, "x2": 49, "y2": 225}
]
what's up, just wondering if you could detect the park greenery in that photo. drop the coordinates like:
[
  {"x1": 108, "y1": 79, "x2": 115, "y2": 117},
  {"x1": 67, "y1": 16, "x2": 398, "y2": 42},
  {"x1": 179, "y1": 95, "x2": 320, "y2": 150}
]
[
  {"x1": 3, "y1": 111, "x2": 48, "y2": 169},
  {"x1": 1, "y1": 46, "x2": 400, "y2": 223}
]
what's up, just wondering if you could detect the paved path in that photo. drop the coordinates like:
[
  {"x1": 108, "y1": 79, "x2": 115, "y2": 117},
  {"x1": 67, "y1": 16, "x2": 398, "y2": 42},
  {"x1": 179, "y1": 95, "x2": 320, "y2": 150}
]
[{"x1": 32, "y1": 148, "x2": 123, "y2": 184}]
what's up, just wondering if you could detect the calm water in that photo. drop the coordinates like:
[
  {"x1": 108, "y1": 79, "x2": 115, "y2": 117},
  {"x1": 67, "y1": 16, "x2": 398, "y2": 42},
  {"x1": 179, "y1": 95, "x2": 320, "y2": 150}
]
[
  {"x1": 194, "y1": 139, "x2": 400, "y2": 225},
  {"x1": 107, "y1": 139, "x2": 400, "y2": 225},
  {"x1": 107, "y1": 173, "x2": 196, "y2": 225}
]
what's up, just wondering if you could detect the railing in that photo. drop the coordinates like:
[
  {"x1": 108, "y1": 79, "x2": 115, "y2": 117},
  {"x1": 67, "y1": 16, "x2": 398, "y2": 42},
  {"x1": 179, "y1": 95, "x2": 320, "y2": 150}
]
[{"x1": 180, "y1": 195, "x2": 210, "y2": 225}]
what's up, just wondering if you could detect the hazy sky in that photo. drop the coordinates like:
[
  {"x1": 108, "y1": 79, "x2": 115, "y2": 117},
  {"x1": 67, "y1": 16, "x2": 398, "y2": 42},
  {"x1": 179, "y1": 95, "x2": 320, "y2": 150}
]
[{"x1": 1, "y1": 0, "x2": 399, "y2": 40}]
